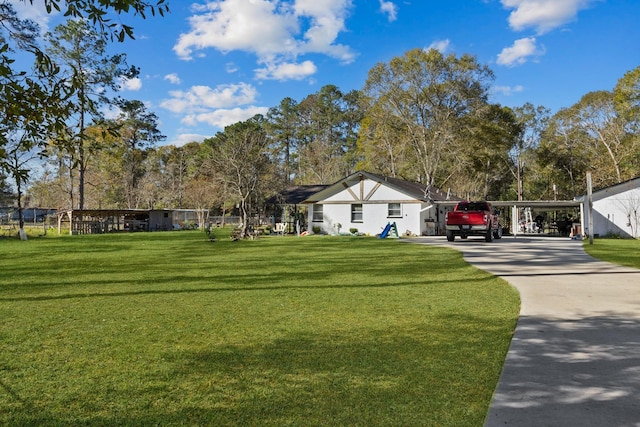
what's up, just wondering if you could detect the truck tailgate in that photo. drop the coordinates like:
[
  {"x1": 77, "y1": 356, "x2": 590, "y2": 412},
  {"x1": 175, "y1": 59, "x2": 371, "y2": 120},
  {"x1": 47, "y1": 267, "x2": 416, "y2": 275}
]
[{"x1": 446, "y1": 212, "x2": 487, "y2": 225}]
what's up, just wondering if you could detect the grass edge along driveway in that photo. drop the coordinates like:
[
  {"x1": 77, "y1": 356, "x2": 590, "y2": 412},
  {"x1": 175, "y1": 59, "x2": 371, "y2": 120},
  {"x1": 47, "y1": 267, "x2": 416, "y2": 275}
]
[
  {"x1": 0, "y1": 231, "x2": 519, "y2": 426},
  {"x1": 583, "y1": 238, "x2": 640, "y2": 270}
]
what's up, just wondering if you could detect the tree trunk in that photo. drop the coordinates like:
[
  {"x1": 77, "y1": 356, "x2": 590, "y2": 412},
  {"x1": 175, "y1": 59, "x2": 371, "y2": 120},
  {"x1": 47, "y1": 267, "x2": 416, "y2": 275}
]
[
  {"x1": 13, "y1": 153, "x2": 27, "y2": 240},
  {"x1": 240, "y1": 198, "x2": 249, "y2": 238},
  {"x1": 78, "y1": 145, "x2": 86, "y2": 209}
]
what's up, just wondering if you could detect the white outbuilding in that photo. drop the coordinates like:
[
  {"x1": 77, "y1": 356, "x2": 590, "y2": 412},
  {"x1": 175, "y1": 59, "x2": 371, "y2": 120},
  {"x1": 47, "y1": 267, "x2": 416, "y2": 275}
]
[{"x1": 578, "y1": 176, "x2": 640, "y2": 238}]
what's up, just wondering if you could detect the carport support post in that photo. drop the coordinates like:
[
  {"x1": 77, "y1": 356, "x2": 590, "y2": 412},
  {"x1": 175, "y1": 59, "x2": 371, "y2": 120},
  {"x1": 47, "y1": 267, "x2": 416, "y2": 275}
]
[{"x1": 587, "y1": 172, "x2": 594, "y2": 245}]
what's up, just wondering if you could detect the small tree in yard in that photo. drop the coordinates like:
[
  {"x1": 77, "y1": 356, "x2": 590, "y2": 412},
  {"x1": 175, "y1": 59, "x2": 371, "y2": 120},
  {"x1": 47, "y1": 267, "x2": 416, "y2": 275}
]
[
  {"x1": 203, "y1": 115, "x2": 273, "y2": 239},
  {"x1": 183, "y1": 177, "x2": 222, "y2": 230},
  {"x1": 2, "y1": 132, "x2": 36, "y2": 239},
  {"x1": 1, "y1": 86, "x2": 60, "y2": 238},
  {"x1": 617, "y1": 193, "x2": 640, "y2": 238},
  {"x1": 0, "y1": 3, "x2": 68, "y2": 239}
]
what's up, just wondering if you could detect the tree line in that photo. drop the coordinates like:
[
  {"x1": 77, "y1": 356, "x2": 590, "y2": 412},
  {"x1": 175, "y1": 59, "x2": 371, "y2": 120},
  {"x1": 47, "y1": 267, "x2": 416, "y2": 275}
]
[{"x1": 1, "y1": 2, "x2": 639, "y2": 237}]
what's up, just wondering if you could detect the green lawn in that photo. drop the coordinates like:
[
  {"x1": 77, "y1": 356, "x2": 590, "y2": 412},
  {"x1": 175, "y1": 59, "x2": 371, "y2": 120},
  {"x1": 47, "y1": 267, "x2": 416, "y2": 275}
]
[
  {"x1": 0, "y1": 231, "x2": 519, "y2": 426},
  {"x1": 584, "y1": 238, "x2": 640, "y2": 269}
]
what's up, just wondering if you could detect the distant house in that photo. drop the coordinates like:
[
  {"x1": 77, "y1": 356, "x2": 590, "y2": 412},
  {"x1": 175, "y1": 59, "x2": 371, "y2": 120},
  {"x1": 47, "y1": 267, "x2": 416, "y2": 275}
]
[
  {"x1": 302, "y1": 171, "x2": 458, "y2": 236},
  {"x1": 578, "y1": 176, "x2": 640, "y2": 238},
  {"x1": 10, "y1": 208, "x2": 56, "y2": 223}
]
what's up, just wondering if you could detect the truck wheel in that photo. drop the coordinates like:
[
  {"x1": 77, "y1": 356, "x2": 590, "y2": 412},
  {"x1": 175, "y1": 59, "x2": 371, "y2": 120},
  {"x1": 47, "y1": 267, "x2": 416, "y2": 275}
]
[
  {"x1": 493, "y1": 226, "x2": 503, "y2": 240},
  {"x1": 446, "y1": 230, "x2": 455, "y2": 242},
  {"x1": 485, "y1": 225, "x2": 493, "y2": 242}
]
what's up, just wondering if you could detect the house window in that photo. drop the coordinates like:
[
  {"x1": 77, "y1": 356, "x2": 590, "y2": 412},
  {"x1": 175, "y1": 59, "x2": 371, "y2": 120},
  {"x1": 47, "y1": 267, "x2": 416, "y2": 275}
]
[
  {"x1": 351, "y1": 204, "x2": 363, "y2": 222},
  {"x1": 388, "y1": 203, "x2": 401, "y2": 217},
  {"x1": 312, "y1": 204, "x2": 323, "y2": 222}
]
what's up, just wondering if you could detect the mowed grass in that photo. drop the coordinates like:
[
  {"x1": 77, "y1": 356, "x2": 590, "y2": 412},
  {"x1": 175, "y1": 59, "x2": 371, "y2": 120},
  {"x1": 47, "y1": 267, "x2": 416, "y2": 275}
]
[
  {"x1": 0, "y1": 231, "x2": 519, "y2": 426},
  {"x1": 584, "y1": 238, "x2": 640, "y2": 269}
]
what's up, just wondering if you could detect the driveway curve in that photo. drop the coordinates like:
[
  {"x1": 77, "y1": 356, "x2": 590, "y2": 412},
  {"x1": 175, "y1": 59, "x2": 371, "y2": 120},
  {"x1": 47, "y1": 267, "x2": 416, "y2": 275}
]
[{"x1": 406, "y1": 236, "x2": 640, "y2": 426}]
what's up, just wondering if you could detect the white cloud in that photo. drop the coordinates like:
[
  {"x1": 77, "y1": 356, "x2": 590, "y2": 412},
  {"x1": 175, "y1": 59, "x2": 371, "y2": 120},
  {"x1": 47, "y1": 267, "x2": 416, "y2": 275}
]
[
  {"x1": 103, "y1": 106, "x2": 120, "y2": 121},
  {"x1": 497, "y1": 37, "x2": 544, "y2": 66},
  {"x1": 173, "y1": 0, "x2": 355, "y2": 80},
  {"x1": 492, "y1": 84, "x2": 525, "y2": 97},
  {"x1": 174, "y1": 0, "x2": 296, "y2": 60},
  {"x1": 379, "y1": 0, "x2": 397, "y2": 22},
  {"x1": 9, "y1": 0, "x2": 55, "y2": 34},
  {"x1": 103, "y1": 99, "x2": 152, "y2": 122},
  {"x1": 427, "y1": 39, "x2": 451, "y2": 54},
  {"x1": 164, "y1": 73, "x2": 182, "y2": 85},
  {"x1": 168, "y1": 133, "x2": 209, "y2": 147},
  {"x1": 160, "y1": 82, "x2": 268, "y2": 130},
  {"x1": 184, "y1": 106, "x2": 270, "y2": 128},
  {"x1": 160, "y1": 82, "x2": 259, "y2": 114},
  {"x1": 121, "y1": 77, "x2": 142, "y2": 91},
  {"x1": 254, "y1": 60, "x2": 317, "y2": 81},
  {"x1": 293, "y1": 0, "x2": 353, "y2": 60},
  {"x1": 501, "y1": 0, "x2": 596, "y2": 34}
]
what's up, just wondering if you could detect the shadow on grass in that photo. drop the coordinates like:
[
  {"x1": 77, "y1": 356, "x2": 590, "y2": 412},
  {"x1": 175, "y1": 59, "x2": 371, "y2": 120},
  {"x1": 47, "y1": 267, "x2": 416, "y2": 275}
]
[
  {"x1": 485, "y1": 314, "x2": 640, "y2": 426},
  {"x1": 0, "y1": 273, "x2": 496, "y2": 302},
  {"x1": 1, "y1": 235, "x2": 514, "y2": 425},
  {"x1": 0, "y1": 236, "x2": 479, "y2": 300},
  {"x1": 1, "y1": 314, "x2": 508, "y2": 426}
]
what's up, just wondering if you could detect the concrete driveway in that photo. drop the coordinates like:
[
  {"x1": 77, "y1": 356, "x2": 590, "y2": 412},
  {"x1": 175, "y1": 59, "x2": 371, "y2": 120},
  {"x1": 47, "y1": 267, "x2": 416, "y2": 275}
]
[{"x1": 408, "y1": 236, "x2": 640, "y2": 426}]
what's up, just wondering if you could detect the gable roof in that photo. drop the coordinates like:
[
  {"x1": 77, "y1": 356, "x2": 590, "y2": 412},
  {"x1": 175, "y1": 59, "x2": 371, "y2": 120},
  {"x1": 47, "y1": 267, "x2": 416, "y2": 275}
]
[
  {"x1": 302, "y1": 171, "x2": 458, "y2": 203},
  {"x1": 366, "y1": 172, "x2": 455, "y2": 202},
  {"x1": 575, "y1": 176, "x2": 640, "y2": 202}
]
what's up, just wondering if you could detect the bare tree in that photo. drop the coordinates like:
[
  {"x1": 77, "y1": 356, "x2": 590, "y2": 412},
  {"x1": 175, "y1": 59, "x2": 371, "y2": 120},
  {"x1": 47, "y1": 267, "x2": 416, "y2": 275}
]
[
  {"x1": 573, "y1": 91, "x2": 635, "y2": 185},
  {"x1": 203, "y1": 116, "x2": 273, "y2": 238},
  {"x1": 617, "y1": 193, "x2": 640, "y2": 238},
  {"x1": 506, "y1": 103, "x2": 549, "y2": 200}
]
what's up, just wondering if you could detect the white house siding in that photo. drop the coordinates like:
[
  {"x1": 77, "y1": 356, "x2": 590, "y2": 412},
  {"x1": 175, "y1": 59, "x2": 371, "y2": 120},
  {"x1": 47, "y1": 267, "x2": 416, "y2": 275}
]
[
  {"x1": 307, "y1": 177, "x2": 436, "y2": 236},
  {"x1": 583, "y1": 181, "x2": 640, "y2": 238},
  {"x1": 311, "y1": 201, "x2": 429, "y2": 236}
]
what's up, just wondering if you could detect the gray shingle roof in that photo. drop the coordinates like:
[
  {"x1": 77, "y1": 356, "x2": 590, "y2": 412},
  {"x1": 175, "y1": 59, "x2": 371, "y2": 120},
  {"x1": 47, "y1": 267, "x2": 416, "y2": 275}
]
[
  {"x1": 301, "y1": 171, "x2": 459, "y2": 203},
  {"x1": 266, "y1": 185, "x2": 330, "y2": 205}
]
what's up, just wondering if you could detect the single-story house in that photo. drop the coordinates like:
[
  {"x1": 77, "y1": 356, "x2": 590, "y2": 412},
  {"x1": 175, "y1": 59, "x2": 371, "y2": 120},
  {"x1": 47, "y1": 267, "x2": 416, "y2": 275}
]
[
  {"x1": 10, "y1": 208, "x2": 57, "y2": 222},
  {"x1": 577, "y1": 176, "x2": 640, "y2": 238},
  {"x1": 302, "y1": 171, "x2": 459, "y2": 236}
]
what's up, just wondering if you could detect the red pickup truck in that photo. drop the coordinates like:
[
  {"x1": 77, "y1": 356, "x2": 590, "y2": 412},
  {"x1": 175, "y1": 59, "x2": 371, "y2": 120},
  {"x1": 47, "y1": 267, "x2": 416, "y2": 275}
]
[{"x1": 445, "y1": 201, "x2": 502, "y2": 242}]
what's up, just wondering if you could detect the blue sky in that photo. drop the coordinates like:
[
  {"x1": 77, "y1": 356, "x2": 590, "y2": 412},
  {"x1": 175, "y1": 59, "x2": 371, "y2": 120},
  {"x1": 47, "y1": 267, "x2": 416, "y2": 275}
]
[{"x1": 12, "y1": 0, "x2": 640, "y2": 146}]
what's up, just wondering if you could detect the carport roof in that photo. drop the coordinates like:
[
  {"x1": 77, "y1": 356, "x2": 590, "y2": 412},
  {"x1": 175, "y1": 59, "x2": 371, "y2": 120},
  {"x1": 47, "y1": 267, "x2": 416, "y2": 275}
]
[
  {"x1": 435, "y1": 200, "x2": 582, "y2": 209},
  {"x1": 490, "y1": 200, "x2": 582, "y2": 208},
  {"x1": 58, "y1": 209, "x2": 155, "y2": 218}
]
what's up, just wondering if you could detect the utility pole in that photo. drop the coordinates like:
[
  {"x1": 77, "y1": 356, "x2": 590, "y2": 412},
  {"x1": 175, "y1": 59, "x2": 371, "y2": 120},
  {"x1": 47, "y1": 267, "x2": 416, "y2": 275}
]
[{"x1": 587, "y1": 172, "x2": 594, "y2": 245}]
